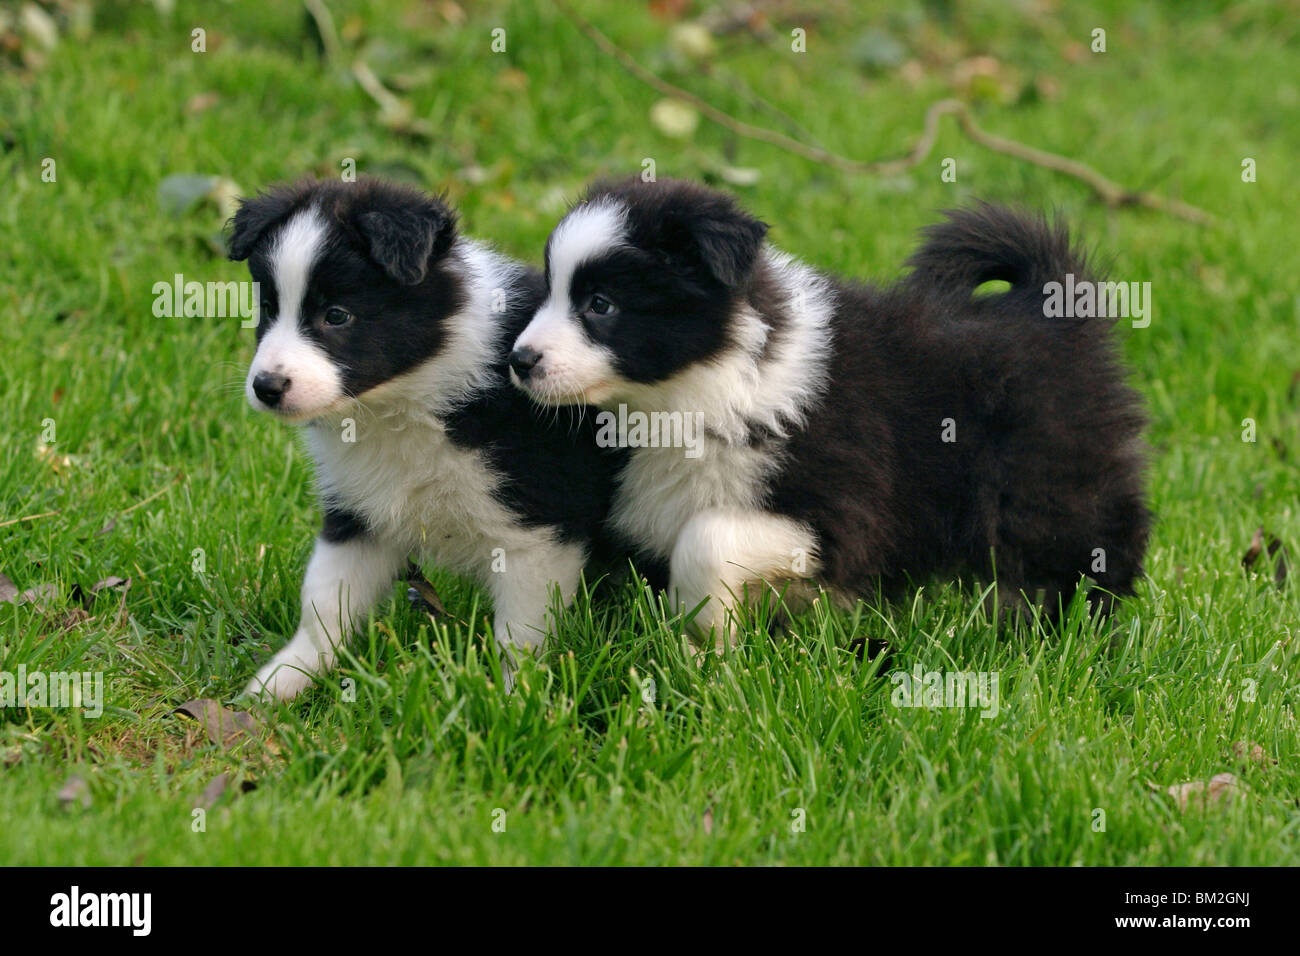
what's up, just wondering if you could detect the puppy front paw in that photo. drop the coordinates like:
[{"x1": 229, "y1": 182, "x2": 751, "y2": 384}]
[{"x1": 245, "y1": 649, "x2": 319, "y2": 702}]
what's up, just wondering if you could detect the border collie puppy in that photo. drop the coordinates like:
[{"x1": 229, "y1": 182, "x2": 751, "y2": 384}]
[
  {"x1": 509, "y1": 177, "x2": 1150, "y2": 646},
  {"x1": 228, "y1": 177, "x2": 618, "y2": 698}
]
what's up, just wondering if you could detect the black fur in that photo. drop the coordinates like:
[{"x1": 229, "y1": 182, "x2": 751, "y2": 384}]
[
  {"x1": 321, "y1": 507, "x2": 368, "y2": 544},
  {"x1": 568, "y1": 178, "x2": 1151, "y2": 615}
]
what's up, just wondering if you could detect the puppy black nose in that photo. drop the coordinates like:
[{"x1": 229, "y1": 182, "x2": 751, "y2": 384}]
[
  {"x1": 509, "y1": 347, "x2": 542, "y2": 378},
  {"x1": 253, "y1": 371, "x2": 290, "y2": 406}
]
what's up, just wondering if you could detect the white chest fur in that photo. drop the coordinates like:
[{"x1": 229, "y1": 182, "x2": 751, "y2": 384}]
[
  {"x1": 609, "y1": 440, "x2": 774, "y2": 561},
  {"x1": 608, "y1": 249, "x2": 835, "y2": 562},
  {"x1": 304, "y1": 406, "x2": 555, "y2": 579}
]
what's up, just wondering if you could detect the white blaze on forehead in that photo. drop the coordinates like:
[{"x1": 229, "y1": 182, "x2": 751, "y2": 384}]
[
  {"x1": 547, "y1": 200, "x2": 627, "y2": 299},
  {"x1": 270, "y1": 207, "x2": 329, "y2": 322}
]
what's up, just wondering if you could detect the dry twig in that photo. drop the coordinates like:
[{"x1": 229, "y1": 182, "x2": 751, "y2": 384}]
[{"x1": 553, "y1": 0, "x2": 1214, "y2": 225}]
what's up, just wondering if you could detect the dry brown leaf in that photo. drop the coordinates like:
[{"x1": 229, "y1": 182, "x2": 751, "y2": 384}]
[
  {"x1": 1241, "y1": 526, "x2": 1265, "y2": 565},
  {"x1": 198, "y1": 773, "x2": 231, "y2": 809},
  {"x1": 56, "y1": 773, "x2": 91, "y2": 809},
  {"x1": 405, "y1": 563, "x2": 448, "y2": 619},
  {"x1": 185, "y1": 91, "x2": 221, "y2": 115},
  {"x1": 198, "y1": 772, "x2": 257, "y2": 808},
  {"x1": 1241, "y1": 526, "x2": 1288, "y2": 590},
  {"x1": 0, "y1": 573, "x2": 59, "y2": 610},
  {"x1": 649, "y1": 0, "x2": 692, "y2": 21},
  {"x1": 1166, "y1": 772, "x2": 1242, "y2": 811},
  {"x1": 436, "y1": 2, "x2": 466, "y2": 26},
  {"x1": 1061, "y1": 41, "x2": 1088, "y2": 63},
  {"x1": 173, "y1": 699, "x2": 264, "y2": 749},
  {"x1": 1232, "y1": 741, "x2": 1271, "y2": 766},
  {"x1": 496, "y1": 67, "x2": 529, "y2": 91}
]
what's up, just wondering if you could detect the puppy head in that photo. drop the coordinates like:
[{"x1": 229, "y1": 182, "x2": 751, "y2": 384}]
[
  {"x1": 509, "y1": 177, "x2": 768, "y2": 406},
  {"x1": 229, "y1": 177, "x2": 460, "y2": 421}
]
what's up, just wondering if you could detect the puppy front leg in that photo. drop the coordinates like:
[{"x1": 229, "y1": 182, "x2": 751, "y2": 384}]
[
  {"x1": 246, "y1": 519, "x2": 406, "y2": 702},
  {"x1": 670, "y1": 509, "x2": 819, "y2": 654},
  {"x1": 487, "y1": 541, "x2": 586, "y2": 691}
]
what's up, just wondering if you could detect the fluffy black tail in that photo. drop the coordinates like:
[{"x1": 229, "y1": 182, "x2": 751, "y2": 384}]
[{"x1": 902, "y1": 202, "x2": 1088, "y2": 298}]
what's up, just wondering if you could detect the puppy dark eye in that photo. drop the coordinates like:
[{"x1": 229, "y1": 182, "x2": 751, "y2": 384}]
[
  {"x1": 585, "y1": 294, "x2": 616, "y2": 318},
  {"x1": 323, "y1": 307, "x2": 352, "y2": 327},
  {"x1": 259, "y1": 300, "x2": 273, "y2": 317}
]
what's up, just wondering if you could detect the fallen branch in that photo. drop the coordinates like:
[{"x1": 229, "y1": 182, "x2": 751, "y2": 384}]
[
  {"x1": 303, "y1": 0, "x2": 343, "y2": 66},
  {"x1": 0, "y1": 509, "x2": 60, "y2": 530},
  {"x1": 351, "y1": 60, "x2": 405, "y2": 118},
  {"x1": 120, "y1": 476, "x2": 182, "y2": 516},
  {"x1": 553, "y1": 0, "x2": 1215, "y2": 225}
]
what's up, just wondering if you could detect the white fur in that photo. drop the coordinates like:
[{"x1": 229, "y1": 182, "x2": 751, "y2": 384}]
[
  {"x1": 246, "y1": 237, "x2": 586, "y2": 700},
  {"x1": 270, "y1": 208, "x2": 328, "y2": 326},
  {"x1": 671, "y1": 509, "x2": 819, "y2": 649}
]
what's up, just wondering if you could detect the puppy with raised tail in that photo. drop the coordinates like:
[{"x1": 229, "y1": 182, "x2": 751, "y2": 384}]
[
  {"x1": 509, "y1": 177, "x2": 1150, "y2": 647},
  {"x1": 229, "y1": 177, "x2": 619, "y2": 698}
]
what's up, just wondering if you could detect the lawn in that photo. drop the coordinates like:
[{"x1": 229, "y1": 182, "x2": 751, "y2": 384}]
[{"x1": 1, "y1": 0, "x2": 1297, "y2": 866}]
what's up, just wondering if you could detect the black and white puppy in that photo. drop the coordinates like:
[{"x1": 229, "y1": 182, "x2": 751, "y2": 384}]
[
  {"x1": 509, "y1": 177, "x2": 1150, "y2": 645},
  {"x1": 229, "y1": 177, "x2": 618, "y2": 698}
]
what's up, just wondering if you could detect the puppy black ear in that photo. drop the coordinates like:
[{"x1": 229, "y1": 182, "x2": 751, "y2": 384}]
[
  {"x1": 227, "y1": 186, "x2": 304, "y2": 261},
  {"x1": 654, "y1": 192, "x2": 768, "y2": 289},
  {"x1": 689, "y1": 209, "x2": 769, "y2": 287},
  {"x1": 355, "y1": 201, "x2": 456, "y2": 286},
  {"x1": 582, "y1": 177, "x2": 768, "y2": 289}
]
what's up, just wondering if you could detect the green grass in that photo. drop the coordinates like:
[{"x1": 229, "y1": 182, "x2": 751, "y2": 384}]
[{"x1": 1, "y1": 0, "x2": 1298, "y2": 865}]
